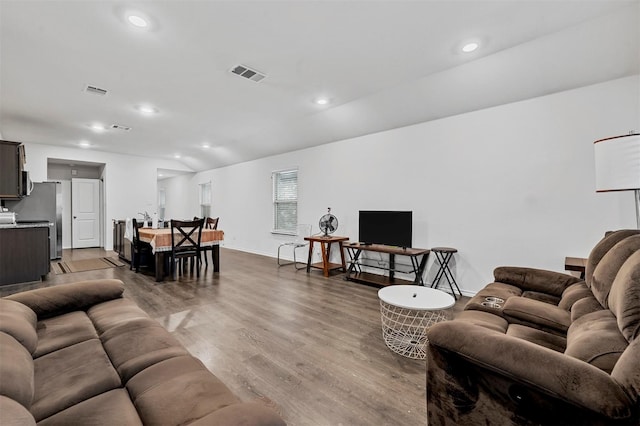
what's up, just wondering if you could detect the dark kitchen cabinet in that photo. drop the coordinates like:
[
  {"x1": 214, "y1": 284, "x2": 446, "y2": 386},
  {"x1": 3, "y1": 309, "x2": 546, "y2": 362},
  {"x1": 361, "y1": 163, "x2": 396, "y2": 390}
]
[
  {"x1": 0, "y1": 140, "x2": 24, "y2": 199},
  {"x1": 0, "y1": 226, "x2": 50, "y2": 285}
]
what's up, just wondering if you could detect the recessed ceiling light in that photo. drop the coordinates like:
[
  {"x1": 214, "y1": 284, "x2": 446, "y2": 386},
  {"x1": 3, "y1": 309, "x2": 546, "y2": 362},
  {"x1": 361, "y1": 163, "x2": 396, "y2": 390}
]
[
  {"x1": 136, "y1": 105, "x2": 158, "y2": 115},
  {"x1": 89, "y1": 123, "x2": 107, "y2": 132},
  {"x1": 462, "y1": 42, "x2": 479, "y2": 53},
  {"x1": 173, "y1": 154, "x2": 181, "y2": 159},
  {"x1": 315, "y1": 97, "x2": 330, "y2": 106},
  {"x1": 127, "y1": 14, "x2": 148, "y2": 28},
  {"x1": 79, "y1": 141, "x2": 91, "y2": 148},
  {"x1": 201, "y1": 143, "x2": 211, "y2": 149}
]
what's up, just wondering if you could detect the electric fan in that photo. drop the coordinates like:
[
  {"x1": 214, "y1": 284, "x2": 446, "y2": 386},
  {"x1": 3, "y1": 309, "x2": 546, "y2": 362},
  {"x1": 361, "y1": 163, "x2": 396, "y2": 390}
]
[{"x1": 319, "y1": 208, "x2": 338, "y2": 237}]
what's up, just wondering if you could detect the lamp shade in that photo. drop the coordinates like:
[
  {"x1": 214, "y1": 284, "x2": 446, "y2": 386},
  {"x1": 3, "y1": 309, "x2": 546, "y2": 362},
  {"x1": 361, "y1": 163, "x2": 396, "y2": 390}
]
[{"x1": 594, "y1": 133, "x2": 640, "y2": 192}]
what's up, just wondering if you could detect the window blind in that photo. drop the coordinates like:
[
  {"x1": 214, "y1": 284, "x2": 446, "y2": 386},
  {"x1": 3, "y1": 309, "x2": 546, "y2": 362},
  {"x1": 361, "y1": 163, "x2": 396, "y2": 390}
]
[{"x1": 273, "y1": 169, "x2": 298, "y2": 233}]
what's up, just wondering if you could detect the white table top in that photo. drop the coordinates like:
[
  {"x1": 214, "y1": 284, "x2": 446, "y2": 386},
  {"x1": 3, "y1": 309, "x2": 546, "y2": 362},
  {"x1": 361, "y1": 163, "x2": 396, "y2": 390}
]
[{"x1": 378, "y1": 285, "x2": 455, "y2": 310}]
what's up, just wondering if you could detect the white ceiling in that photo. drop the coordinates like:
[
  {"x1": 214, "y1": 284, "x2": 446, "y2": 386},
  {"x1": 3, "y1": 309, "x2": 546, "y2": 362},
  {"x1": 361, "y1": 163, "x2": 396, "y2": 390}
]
[{"x1": 1, "y1": 1, "x2": 638, "y2": 172}]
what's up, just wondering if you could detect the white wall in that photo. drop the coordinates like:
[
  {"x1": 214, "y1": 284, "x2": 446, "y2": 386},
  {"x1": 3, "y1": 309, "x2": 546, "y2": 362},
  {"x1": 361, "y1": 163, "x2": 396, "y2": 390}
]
[
  {"x1": 158, "y1": 173, "x2": 198, "y2": 221},
  {"x1": 165, "y1": 75, "x2": 639, "y2": 295},
  {"x1": 21, "y1": 144, "x2": 191, "y2": 251}
]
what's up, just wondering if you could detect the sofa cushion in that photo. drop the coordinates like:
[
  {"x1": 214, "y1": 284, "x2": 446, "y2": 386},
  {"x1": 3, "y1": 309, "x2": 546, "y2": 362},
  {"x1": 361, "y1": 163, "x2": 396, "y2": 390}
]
[
  {"x1": 607, "y1": 248, "x2": 640, "y2": 342},
  {"x1": 520, "y1": 290, "x2": 560, "y2": 305},
  {"x1": 0, "y1": 299, "x2": 37, "y2": 355},
  {"x1": 37, "y1": 389, "x2": 142, "y2": 426},
  {"x1": 589, "y1": 233, "x2": 640, "y2": 309},
  {"x1": 188, "y1": 402, "x2": 287, "y2": 426},
  {"x1": 34, "y1": 311, "x2": 98, "y2": 358},
  {"x1": 32, "y1": 339, "x2": 121, "y2": 421},
  {"x1": 611, "y1": 337, "x2": 640, "y2": 407},
  {"x1": 87, "y1": 298, "x2": 151, "y2": 335},
  {"x1": 0, "y1": 396, "x2": 36, "y2": 426},
  {"x1": 0, "y1": 333, "x2": 34, "y2": 410},
  {"x1": 99, "y1": 318, "x2": 189, "y2": 383},
  {"x1": 570, "y1": 296, "x2": 603, "y2": 322},
  {"x1": 502, "y1": 297, "x2": 571, "y2": 335},
  {"x1": 453, "y1": 310, "x2": 509, "y2": 333},
  {"x1": 506, "y1": 324, "x2": 566, "y2": 353},
  {"x1": 127, "y1": 355, "x2": 240, "y2": 425},
  {"x1": 565, "y1": 309, "x2": 628, "y2": 373},
  {"x1": 558, "y1": 282, "x2": 592, "y2": 311}
]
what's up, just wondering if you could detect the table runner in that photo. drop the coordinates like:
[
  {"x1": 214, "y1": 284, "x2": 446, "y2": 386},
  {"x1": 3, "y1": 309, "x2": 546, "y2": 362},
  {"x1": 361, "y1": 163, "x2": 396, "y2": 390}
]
[{"x1": 137, "y1": 228, "x2": 224, "y2": 253}]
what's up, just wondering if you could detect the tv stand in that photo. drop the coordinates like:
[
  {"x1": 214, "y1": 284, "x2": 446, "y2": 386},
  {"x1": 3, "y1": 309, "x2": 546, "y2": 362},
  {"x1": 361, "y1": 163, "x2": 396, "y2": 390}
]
[{"x1": 343, "y1": 242, "x2": 430, "y2": 286}]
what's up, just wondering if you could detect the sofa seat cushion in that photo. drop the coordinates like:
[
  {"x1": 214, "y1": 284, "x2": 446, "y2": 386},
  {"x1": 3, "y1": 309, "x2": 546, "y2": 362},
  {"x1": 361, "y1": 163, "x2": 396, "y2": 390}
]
[
  {"x1": 87, "y1": 298, "x2": 151, "y2": 334},
  {"x1": 565, "y1": 309, "x2": 628, "y2": 373},
  {"x1": 464, "y1": 282, "x2": 523, "y2": 316},
  {"x1": 37, "y1": 389, "x2": 142, "y2": 426},
  {"x1": 570, "y1": 296, "x2": 603, "y2": 322},
  {"x1": 99, "y1": 318, "x2": 189, "y2": 383},
  {"x1": 0, "y1": 396, "x2": 36, "y2": 426},
  {"x1": 506, "y1": 324, "x2": 566, "y2": 353},
  {"x1": 502, "y1": 297, "x2": 571, "y2": 335},
  {"x1": 451, "y1": 310, "x2": 509, "y2": 333},
  {"x1": 520, "y1": 290, "x2": 560, "y2": 305},
  {"x1": 34, "y1": 311, "x2": 98, "y2": 358},
  {"x1": 32, "y1": 339, "x2": 121, "y2": 421},
  {"x1": 0, "y1": 333, "x2": 34, "y2": 410},
  {"x1": 0, "y1": 299, "x2": 37, "y2": 355},
  {"x1": 127, "y1": 355, "x2": 240, "y2": 425}
]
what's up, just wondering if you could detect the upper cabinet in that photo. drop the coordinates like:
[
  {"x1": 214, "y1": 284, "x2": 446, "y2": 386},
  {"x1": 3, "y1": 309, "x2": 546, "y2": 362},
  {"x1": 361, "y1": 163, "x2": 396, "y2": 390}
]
[{"x1": 0, "y1": 140, "x2": 25, "y2": 200}]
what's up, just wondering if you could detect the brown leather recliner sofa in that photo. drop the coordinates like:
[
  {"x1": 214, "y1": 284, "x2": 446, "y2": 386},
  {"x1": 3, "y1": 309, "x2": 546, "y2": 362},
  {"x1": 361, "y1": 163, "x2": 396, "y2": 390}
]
[
  {"x1": 427, "y1": 229, "x2": 640, "y2": 425},
  {"x1": 0, "y1": 279, "x2": 286, "y2": 425}
]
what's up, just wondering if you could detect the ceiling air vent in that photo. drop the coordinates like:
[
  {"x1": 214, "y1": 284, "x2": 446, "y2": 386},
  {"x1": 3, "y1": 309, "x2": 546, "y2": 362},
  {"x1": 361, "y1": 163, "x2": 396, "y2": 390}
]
[
  {"x1": 111, "y1": 124, "x2": 131, "y2": 131},
  {"x1": 230, "y1": 64, "x2": 266, "y2": 82},
  {"x1": 84, "y1": 85, "x2": 108, "y2": 96}
]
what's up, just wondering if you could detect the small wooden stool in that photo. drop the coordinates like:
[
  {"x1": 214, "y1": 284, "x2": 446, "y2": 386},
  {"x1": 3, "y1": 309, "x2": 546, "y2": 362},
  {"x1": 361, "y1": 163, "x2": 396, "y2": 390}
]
[{"x1": 430, "y1": 247, "x2": 462, "y2": 299}]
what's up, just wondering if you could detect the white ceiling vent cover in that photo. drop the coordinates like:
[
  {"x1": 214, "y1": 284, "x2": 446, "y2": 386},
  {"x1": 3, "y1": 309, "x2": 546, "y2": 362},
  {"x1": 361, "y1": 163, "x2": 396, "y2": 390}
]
[
  {"x1": 230, "y1": 64, "x2": 266, "y2": 82},
  {"x1": 84, "y1": 85, "x2": 107, "y2": 96},
  {"x1": 111, "y1": 124, "x2": 131, "y2": 131}
]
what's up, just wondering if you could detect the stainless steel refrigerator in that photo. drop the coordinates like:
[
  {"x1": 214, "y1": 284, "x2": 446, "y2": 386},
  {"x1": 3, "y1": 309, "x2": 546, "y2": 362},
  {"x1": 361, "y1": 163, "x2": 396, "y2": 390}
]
[{"x1": 6, "y1": 181, "x2": 63, "y2": 259}]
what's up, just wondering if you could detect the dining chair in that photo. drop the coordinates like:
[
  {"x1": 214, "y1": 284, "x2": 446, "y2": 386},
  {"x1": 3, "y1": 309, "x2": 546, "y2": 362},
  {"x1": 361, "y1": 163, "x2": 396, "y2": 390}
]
[
  {"x1": 277, "y1": 223, "x2": 312, "y2": 269},
  {"x1": 200, "y1": 217, "x2": 219, "y2": 267},
  {"x1": 131, "y1": 218, "x2": 153, "y2": 273},
  {"x1": 170, "y1": 218, "x2": 204, "y2": 279}
]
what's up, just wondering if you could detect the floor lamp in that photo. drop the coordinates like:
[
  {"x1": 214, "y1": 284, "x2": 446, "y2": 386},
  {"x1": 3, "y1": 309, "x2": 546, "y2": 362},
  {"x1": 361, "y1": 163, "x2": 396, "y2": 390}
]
[{"x1": 594, "y1": 133, "x2": 640, "y2": 229}]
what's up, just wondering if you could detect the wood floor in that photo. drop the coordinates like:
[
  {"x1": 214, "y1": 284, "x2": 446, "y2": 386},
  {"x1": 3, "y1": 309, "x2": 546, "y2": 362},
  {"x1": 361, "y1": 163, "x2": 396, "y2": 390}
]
[{"x1": 0, "y1": 247, "x2": 468, "y2": 426}]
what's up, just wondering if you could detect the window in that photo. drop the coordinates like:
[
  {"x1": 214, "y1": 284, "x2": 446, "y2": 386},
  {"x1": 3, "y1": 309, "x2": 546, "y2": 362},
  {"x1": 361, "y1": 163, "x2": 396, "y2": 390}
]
[
  {"x1": 199, "y1": 181, "x2": 212, "y2": 218},
  {"x1": 272, "y1": 169, "x2": 298, "y2": 234}
]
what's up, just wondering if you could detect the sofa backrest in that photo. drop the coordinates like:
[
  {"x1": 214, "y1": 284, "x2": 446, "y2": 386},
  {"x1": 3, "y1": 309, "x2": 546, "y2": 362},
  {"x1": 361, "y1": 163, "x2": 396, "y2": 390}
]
[
  {"x1": 587, "y1": 231, "x2": 640, "y2": 309},
  {"x1": 610, "y1": 249, "x2": 640, "y2": 408},
  {"x1": 586, "y1": 230, "x2": 640, "y2": 287}
]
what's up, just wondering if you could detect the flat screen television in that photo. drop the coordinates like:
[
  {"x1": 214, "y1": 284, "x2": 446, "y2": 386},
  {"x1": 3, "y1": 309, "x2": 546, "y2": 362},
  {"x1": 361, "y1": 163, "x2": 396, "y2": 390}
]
[{"x1": 358, "y1": 210, "x2": 412, "y2": 248}]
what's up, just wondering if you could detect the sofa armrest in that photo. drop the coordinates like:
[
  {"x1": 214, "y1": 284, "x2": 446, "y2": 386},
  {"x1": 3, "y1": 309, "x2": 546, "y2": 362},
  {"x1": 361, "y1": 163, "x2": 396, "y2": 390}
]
[
  {"x1": 494, "y1": 266, "x2": 583, "y2": 297},
  {"x1": 502, "y1": 297, "x2": 571, "y2": 334},
  {"x1": 427, "y1": 320, "x2": 633, "y2": 419},
  {"x1": 5, "y1": 280, "x2": 125, "y2": 319}
]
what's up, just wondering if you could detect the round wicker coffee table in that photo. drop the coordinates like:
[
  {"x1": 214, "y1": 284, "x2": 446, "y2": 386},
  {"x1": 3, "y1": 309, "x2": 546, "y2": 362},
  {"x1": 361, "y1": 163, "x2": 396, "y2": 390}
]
[{"x1": 378, "y1": 285, "x2": 455, "y2": 359}]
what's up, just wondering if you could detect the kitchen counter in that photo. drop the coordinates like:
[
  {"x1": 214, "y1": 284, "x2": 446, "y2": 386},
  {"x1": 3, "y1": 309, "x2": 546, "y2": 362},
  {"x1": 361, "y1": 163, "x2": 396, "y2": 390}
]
[{"x1": 0, "y1": 221, "x2": 52, "y2": 229}]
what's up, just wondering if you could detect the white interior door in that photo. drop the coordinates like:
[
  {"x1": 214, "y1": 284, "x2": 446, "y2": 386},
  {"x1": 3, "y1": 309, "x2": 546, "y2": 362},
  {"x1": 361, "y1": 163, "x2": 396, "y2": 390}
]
[{"x1": 72, "y1": 178, "x2": 101, "y2": 248}]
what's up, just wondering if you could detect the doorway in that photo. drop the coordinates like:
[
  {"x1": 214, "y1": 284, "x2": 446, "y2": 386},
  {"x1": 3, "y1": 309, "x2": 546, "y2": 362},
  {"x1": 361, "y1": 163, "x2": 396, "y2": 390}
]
[{"x1": 47, "y1": 159, "x2": 105, "y2": 249}]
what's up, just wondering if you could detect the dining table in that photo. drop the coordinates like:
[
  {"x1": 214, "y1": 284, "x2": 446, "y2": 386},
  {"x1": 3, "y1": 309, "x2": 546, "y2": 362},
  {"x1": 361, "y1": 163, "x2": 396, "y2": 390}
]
[{"x1": 137, "y1": 227, "x2": 224, "y2": 281}]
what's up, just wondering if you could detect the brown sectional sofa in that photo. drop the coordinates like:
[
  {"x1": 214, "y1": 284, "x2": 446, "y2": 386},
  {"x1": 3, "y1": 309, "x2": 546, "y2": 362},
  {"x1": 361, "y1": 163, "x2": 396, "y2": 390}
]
[
  {"x1": 0, "y1": 279, "x2": 286, "y2": 425},
  {"x1": 427, "y1": 229, "x2": 640, "y2": 425}
]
